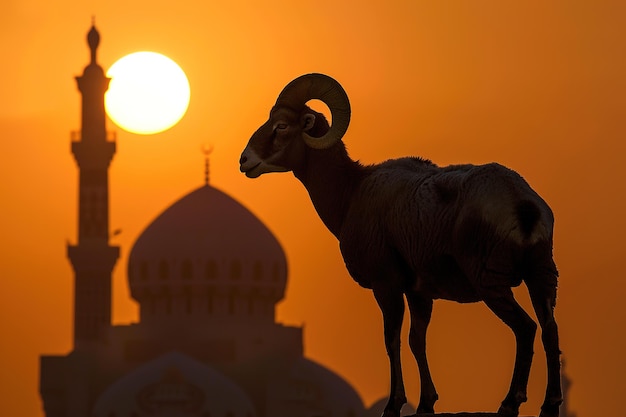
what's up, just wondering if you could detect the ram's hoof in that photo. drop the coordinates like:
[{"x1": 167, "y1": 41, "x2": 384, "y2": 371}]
[
  {"x1": 538, "y1": 400, "x2": 562, "y2": 417},
  {"x1": 497, "y1": 404, "x2": 520, "y2": 417},
  {"x1": 414, "y1": 405, "x2": 434, "y2": 414}
]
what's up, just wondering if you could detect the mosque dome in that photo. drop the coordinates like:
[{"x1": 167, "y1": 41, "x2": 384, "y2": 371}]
[
  {"x1": 93, "y1": 351, "x2": 256, "y2": 417},
  {"x1": 128, "y1": 183, "x2": 287, "y2": 324}
]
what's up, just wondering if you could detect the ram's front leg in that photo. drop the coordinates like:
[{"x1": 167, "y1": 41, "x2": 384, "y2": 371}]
[
  {"x1": 406, "y1": 291, "x2": 438, "y2": 414},
  {"x1": 373, "y1": 281, "x2": 407, "y2": 417}
]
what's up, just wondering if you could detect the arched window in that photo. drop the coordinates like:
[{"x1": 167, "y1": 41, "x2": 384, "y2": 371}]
[
  {"x1": 158, "y1": 260, "x2": 169, "y2": 280},
  {"x1": 230, "y1": 260, "x2": 241, "y2": 280},
  {"x1": 205, "y1": 261, "x2": 217, "y2": 280},
  {"x1": 185, "y1": 287, "x2": 193, "y2": 314},
  {"x1": 181, "y1": 259, "x2": 193, "y2": 280}
]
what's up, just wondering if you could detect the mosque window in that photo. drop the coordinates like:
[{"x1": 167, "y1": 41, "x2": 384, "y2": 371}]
[
  {"x1": 140, "y1": 261, "x2": 149, "y2": 281},
  {"x1": 158, "y1": 260, "x2": 169, "y2": 280},
  {"x1": 253, "y1": 261, "x2": 263, "y2": 280},
  {"x1": 181, "y1": 259, "x2": 193, "y2": 280},
  {"x1": 205, "y1": 261, "x2": 217, "y2": 280},
  {"x1": 230, "y1": 260, "x2": 241, "y2": 280}
]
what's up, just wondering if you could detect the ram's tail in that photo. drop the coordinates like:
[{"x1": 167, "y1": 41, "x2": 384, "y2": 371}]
[
  {"x1": 516, "y1": 200, "x2": 541, "y2": 239},
  {"x1": 506, "y1": 198, "x2": 553, "y2": 247}
]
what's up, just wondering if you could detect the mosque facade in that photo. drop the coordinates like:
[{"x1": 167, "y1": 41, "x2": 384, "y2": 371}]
[{"x1": 39, "y1": 25, "x2": 369, "y2": 417}]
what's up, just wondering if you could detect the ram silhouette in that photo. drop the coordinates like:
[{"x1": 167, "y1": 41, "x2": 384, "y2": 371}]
[{"x1": 239, "y1": 73, "x2": 561, "y2": 417}]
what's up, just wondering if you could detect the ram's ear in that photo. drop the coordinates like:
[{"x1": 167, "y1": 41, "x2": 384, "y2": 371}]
[{"x1": 301, "y1": 113, "x2": 316, "y2": 132}]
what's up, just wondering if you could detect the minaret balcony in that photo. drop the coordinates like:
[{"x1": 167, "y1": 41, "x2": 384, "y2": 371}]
[
  {"x1": 71, "y1": 130, "x2": 117, "y2": 142},
  {"x1": 70, "y1": 135, "x2": 117, "y2": 170},
  {"x1": 67, "y1": 243, "x2": 120, "y2": 272}
]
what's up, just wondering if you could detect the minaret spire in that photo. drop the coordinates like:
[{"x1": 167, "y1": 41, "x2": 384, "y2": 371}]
[
  {"x1": 67, "y1": 23, "x2": 119, "y2": 350},
  {"x1": 87, "y1": 19, "x2": 100, "y2": 65},
  {"x1": 203, "y1": 144, "x2": 214, "y2": 185}
]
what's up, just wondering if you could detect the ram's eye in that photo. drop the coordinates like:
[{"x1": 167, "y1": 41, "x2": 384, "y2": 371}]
[{"x1": 275, "y1": 123, "x2": 288, "y2": 131}]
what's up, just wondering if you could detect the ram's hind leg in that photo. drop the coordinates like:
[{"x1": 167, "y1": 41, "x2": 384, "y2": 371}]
[
  {"x1": 526, "y1": 265, "x2": 562, "y2": 417},
  {"x1": 481, "y1": 286, "x2": 537, "y2": 417},
  {"x1": 406, "y1": 292, "x2": 438, "y2": 414}
]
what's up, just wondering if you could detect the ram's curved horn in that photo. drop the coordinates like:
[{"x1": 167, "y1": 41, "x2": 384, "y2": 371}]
[{"x1": 276, "y1": 73, "x2": 351, "y2": 149}]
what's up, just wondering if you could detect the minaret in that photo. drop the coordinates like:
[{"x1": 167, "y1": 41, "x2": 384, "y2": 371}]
[{"x1": 67, "y1": 23, "x2": 119, "y2": 350}]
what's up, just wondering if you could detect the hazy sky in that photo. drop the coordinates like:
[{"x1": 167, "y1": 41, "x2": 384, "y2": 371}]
[{"x1": 1, "y1": 1, "x2": 625, "y2": 416}]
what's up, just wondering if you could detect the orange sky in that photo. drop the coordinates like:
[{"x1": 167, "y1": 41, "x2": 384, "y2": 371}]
[{"x1": 1, "y1": 1, "x2": 625, "y2": 416}]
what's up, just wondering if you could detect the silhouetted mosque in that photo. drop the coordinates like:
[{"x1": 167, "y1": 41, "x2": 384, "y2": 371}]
[{"x1": 38, "y1": 24, "x2": 371, "y2": 417}]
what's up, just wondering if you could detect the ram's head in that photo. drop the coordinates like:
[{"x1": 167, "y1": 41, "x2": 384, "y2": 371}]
[{"x1": 239, "y1": 73, "x2": 351, "y2": 178}]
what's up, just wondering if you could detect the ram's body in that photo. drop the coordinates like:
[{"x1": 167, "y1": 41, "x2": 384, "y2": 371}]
[
  {"x1": 239, "y1": 74, "x2": 562, "y2": 417},
  {"x1": 340, "y1": 159, "x2": 554, "y2": 296}
]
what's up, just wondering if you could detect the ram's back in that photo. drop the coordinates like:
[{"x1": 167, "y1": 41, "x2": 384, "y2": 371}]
[{"x1": 340, "y1": 159, "x2": 554, "y2": 289}]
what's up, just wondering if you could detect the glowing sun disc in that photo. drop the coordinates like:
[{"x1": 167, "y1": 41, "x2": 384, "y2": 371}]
[{"x1": 105, "y1": 51, "x2": 190, "y2": 135}]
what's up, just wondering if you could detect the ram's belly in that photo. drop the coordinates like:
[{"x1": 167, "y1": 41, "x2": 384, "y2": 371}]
[{"x1": 414, "y1": 255, "x2": 481, "y2": 303}]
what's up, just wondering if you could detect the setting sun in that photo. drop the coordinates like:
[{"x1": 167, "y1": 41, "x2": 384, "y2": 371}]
[{"x1": 105, "y1": 51, "x2": 190, "y2": 135}]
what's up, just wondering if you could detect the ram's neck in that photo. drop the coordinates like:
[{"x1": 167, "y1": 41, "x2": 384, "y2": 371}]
[{"x1": 293, "y1": 143, "x2": 365, "y2": 239}]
